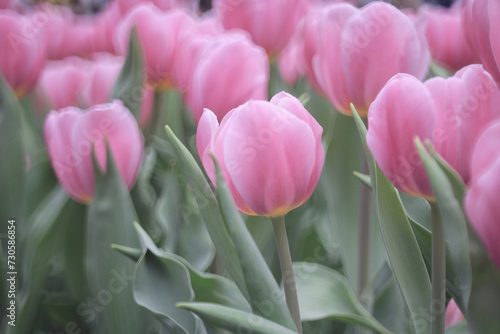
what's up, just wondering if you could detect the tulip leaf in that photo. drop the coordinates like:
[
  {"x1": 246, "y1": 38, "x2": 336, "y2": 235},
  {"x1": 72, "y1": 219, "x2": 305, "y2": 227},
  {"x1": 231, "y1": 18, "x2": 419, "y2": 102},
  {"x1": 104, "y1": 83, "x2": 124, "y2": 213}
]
[
  {"x1": 86, "y1": 145, "x2": 150, "y2": 333},
  {"x1": 445, "y1": 321, "x2": 469, "y2": 334},
  {"x1": 110, "y1": 28, "x2": 144, "y2": 120},
  {"x1": 0, "y1": 74, "x2": 25, "y2": 240},
  {"x1": 164, "y1": 126, "x2": 249, "y2": 299},
  {"x1": 352, "y1": 106, "x2": 432, "y2": 334},
  {"x1": 212, "y1": 156, "x2": 297, "y2": 331},
  {"x1": 415, "y1": 139, "x2": 471, "y2": 313},
  {"x1": 294, "y1": 262, "x2": 392, "y2": 334},
  {"x1": 177, "y1": 302, "x2": 298, "y2": 334}
]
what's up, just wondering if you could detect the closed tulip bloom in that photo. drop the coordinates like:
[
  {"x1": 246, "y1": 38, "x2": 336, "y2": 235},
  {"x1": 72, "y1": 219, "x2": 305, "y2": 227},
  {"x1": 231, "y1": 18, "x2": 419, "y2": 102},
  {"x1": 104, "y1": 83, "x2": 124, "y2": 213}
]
[
  {"x1": 0, "y1": 0, "x2": 12, "y2": 9},
  {"x1": 214, "y1": 0, "x2": 307, "y2": 55},
  {"x1": 422, "y1": 4, "x2": 478, "y2": 72},
  {"x1": 314, "y1": 2, "x2": 430, "y2": 116},
  {"x1": 197, "y1": 91, "x2": 324, "y2": 217},
  {"x1": 0, "y1": 9, "x2": 46, "y2": 97},
  {"x1": 44, "y1": 100, "x2": 143, "y2": 204},
  {"x1": 445, "y1": 299, "x2": 464, "y2": 328},
  {"x1": 278, "y1": 35, "x2": 305, "y2": 87},
  {"x1": 367, "y1": 65, "x2": 500, "y2": 198},
  {"x1": 187, "y1": 33, "x2": 269, "y2": 122},
  {"x1": 465, "y1": 121, "x2": 500, "y2": 268},
  {"x1": 115, "y1": 4, "x2": 196, "y2": 88},
  {"x1": 470, "y1": 0, "x2": 500, "y2": 84},
  {"x1": 117, "y1": 0, "x2": 181, "y2": 15}
]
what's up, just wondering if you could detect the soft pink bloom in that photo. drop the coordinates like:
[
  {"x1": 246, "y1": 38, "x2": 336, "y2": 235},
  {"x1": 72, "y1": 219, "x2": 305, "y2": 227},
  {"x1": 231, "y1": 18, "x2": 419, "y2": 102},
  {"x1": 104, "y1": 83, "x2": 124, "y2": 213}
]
[
  {"x1": 468, "y1": 0, "x2": 500, "y2": 85},
  {"x1": 89, "y1": 1, "x2": 122, "y2": 55},
  {"x1": 422, "y1": 4, "x2": 478, "y2": 72},
  {"x1": 214, "y1": 0, "x2": 307, "y2": 55},
  {"x1": 186, "y1": 33, "x2": 269, "y2": 122},
  {"x1": 44, "y1": 100, "x2": 143, "y2": 204},
  {"x1": 367, "y1": 65, "x2": 500, "y2": 198},
  {"x1": 445, "y1": 299, "x2": 464, "y2": 328},
  {"x1": 277, "y1": 34, "x2": 305, "y2": 87},
  {"x1": 197, "y1": 92, "x2": 324, "y2": 217},
  {"x1": 114, "y1": 4, "x2": 196, "y2": 88},
  {"x1": 0, "y1": 9, "x2": 46, "y2": 96},
  {"x1": 38, "y1": 57, "x2": 88, "y2": 110},
  {"x1": 313, "y1": 2, "x2": 430, "y2": 116},
  {"x1": 465, "y1": 121, "x2": 500, "y2": 268},
  {"x1": 117, "y1": 0, "x2": 181, "y2": 15},
  {"x1": 0, "y1": 0, "x2": 12, "y2": 9},
  {"x1": 460, "y1": 0, "x2": 481, "y2": 61}
]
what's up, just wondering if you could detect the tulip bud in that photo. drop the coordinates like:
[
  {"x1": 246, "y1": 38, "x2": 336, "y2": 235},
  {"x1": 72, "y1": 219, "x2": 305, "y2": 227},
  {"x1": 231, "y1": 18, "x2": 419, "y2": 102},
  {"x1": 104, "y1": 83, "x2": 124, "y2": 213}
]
[
  {"x1": 465, "y1": 121, "x2": 500, "y2": 268},
  {"x1": 117, "y1": 0, "x2": 181, "y2": 15},
  {"x1": 314, "y1": 2, "x2": 430, "y2": 116},
  {"x1": 214, "y1": 0, "x2": 307, "y2": 56},
  {"x1": 469, "y1": 0, "x2": 500, "y2": 85},
  {"x1": 367, "y1": 65, "x2": 500, "y2": 198},
  {"x1": 445, "y1": 299, "x2": 464, "y2": 328},
  {"x1": 197, "y1": 91, "x2": 324, "y2": 217},
  {"x1": 44, "y1": 101, "x2": 143, "y2": 204},
  {"x1": 422, "y1": 4, "x2": 478, "y2": 72},
  {"x1": 0, "y1": 9, "x2": 46, "y2": 97},
  {"x1": 186, "y1": 33, "x2": 269, "y2": 122},
  {"x1": 114, "y1": 4, "x2": 196, "y2": 88}
]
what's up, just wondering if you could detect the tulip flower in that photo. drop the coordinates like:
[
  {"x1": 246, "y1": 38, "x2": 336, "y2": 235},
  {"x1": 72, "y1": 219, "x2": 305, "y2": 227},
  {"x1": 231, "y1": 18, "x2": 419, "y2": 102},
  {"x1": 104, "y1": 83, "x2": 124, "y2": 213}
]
[
  {"x1": 114, "y1": 4, "x2": 196, "y2": 88},
  {"x1": 214, "y1": 0, "x2": 307, "y2": 56},
  {"x1": 422, "y1": 4, "x2": 478, "y2": 72},
  {"x1": 117, "y1": 0, "x2": 181, "y2": 15},
  {"x1": 0, "y1": 0, "x2": 12, "y2": 9},
  {"x1": 445, "y1": 299, "x2": 464, "y2": 328},
  {"x1": 465, "y1": 121, "x2": 500, "y2": 268},
  {"x1": 0, "y1": 9, "x2": 46, "y2": 97},
  {"x1": 367, "y1": 65, "x2": 500, "y2": 198},
  {"x1": 197, "y1": 91, "x2": 324, "y2": 217},
  {"x1": 278, "y1": 35, "x2": 305, "y2": 87},
  {"x1": 186, "y1": 33, "x2": 269, "y2": 123},
  {"x1": 44, "y1": 101, "x2": 143, "y2": 204},
  {"x1": 469, "y1": 0, "x2": 500, "y2": 84},
  {"x1": 313, "y1": 2, "x2": 430, "y2": 116}
]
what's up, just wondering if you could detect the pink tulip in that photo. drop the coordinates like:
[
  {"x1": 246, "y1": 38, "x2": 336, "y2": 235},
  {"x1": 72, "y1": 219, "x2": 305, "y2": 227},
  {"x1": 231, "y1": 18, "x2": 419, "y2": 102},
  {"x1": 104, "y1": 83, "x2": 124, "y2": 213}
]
[
  {"x1": 422, "y1": 4, "x2": 478, "y2": 72},
  {"x1": 214, "y1": 0, "x2": 307, "y2": 55},
  {"x1": 0, "y1": 0, "x2": 12, "y2": 9},
  {"x1": 367, "y1": 65, "x2": 500, "y2": 198},
  {"x1": 186, "y1": 33, "x2": 269, "y2": 122},
  {"x1": 44, "y1": 100, "x2": 143, "y2": 204},
  {"x1": 197, "y1": 91, "x2": 324, "y2": 217},
  {"x1": 114, "y1": 4, "x2": 196, "y2": 88},
  {"x1": 313, "y1": 2, "x2": 429, "y2": 116},
  {"x1": 445, "y1": 299, "x2": 464, "y2": 328},
  {"x1": 465, "y1": 121, "x2": 500, "y2": 268},
  {"x1": 277, "y1": 34, "x2": 305, "y2": 87},
  {"x1": 89, "y1": 1, "x2": 122, "y2": 55},
  {"x1": 0, "y1": 9, "x2": 46, "y2": 97},
  {"x1": 117, "y1": 0, "x2": 181, "y2": 15},
  {"x1": 469, "y1": 0, "x2": 500, "y2": 84}
]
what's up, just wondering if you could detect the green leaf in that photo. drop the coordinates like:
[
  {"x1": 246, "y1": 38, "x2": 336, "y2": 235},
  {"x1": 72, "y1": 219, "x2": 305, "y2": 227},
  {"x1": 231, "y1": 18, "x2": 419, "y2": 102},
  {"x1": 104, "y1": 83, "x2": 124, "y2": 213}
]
[
  {"x1": 352, "y1": 106, "x2": 432, "y2": 334},
  {"x1": 110, "y1": 28, "x2": 144, "y2": 120},
  {"x1": 164, "y1": 126, "x2": 248, "y2": 299},
  {"x1": 415, "y1": 139, "x2": 471, "y2": 312},
  {"x1": 293, "y1": 262, "x2": 391, "y2": 334},
  {"x1": 86, "y1": 145, "x2": 150, "y2": 333},
  {"x1": 353, "y1": 172, "x2": 372, "y2": 190},
  {"x1": 178, "y1": 303, "x2": 298, "y2": 334},
  {"x1": 445, "y1": 321, "x2": 469, "y2": 334},
  {"x1": 213, "y1": 157, "x2": 296, "y2": 331},
  {"x1": 111, "y1": 244, "x2": 143, "y2": 262},
  {"x1": 0, "y1": 74, "x2": 26, "y2": 238}
]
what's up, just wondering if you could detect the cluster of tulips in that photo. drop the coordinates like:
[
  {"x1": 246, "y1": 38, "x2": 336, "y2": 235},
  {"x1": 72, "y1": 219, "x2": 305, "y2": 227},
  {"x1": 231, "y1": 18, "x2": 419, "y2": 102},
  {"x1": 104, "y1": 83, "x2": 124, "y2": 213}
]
[{"x1": 1, "y1": 0, "x2": 500, "y2": 333}]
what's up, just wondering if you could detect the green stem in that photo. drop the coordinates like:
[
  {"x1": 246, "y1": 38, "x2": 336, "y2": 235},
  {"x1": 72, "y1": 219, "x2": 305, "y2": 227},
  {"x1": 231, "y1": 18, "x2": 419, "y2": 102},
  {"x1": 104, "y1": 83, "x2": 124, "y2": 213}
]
[
  {"x1": 271, "y1": 216, "x2": 302, "y2": 334},
  {"x1": 357, "y1": 116, "x2": 371, "y2": 297},
  {"x1": 144, "y1": 90, "x2": 164, "y2": 144},
  {"x1": 430, "y1": 202, "x2": 446, "y2": 334}
]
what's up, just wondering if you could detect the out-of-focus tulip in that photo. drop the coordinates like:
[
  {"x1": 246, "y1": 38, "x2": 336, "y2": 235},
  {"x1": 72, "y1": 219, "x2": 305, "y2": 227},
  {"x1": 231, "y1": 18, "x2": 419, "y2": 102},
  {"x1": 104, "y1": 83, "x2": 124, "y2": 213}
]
[
  {"x1": 114, "y1": 4, "x2": 196, "y2": 88},
  {"x1": 278, "y1": 34, "x2": 304, "y2": 87},
  {"x1": 422, "y1": 4, "x2": 478, "y2": 72},
  {"x1": 214, "y1": 0, "x2": 307, "y2": 56},
  {"x1": 117, "y1": 0, "x2": 181, "y2": 15},
  {"x1": 186, "y1": 33, "x2": 269, "y2": 122},
  {"x1": 197, "y1": 91, "x2": 324, "y2": 217},
  {"x1": 90, "y1": 1, "x2": 122, "y2": 54},
  {"x1": 313, "y1": 2, "x2": 430, "y2": 116},
  {"x1": 469, "y1": 0, "x2": 500, "y2": 84},
  {"x1": 445, "y1": 299, "x2": 464, "y2": 328},
  {"x1": 465, "y1": 121, "x2": 500, "y2": 268},
  {"x1": 0, "y1": 9, "x2": 46, "y2": 97},
  {"x1": 301, "y1": 5, "x2": 325, "y2": 94},
  {"x1": 44, "y1": 100, "x2": 143, "y2": 204},
  {"x1": 39, "y1": 57, "x2": 89, "y2": 110},
  {"x1": 0, "y1": 0, "x2": 12, "y2": 9},
  {"x1": 367, "y1": 65, "x2": 500, "y2": 198}
]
